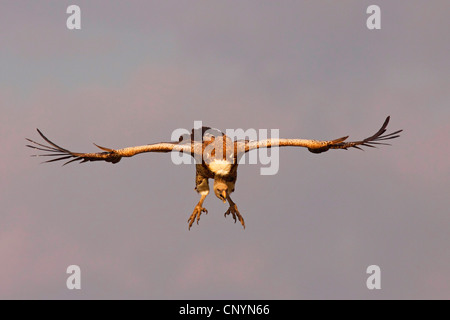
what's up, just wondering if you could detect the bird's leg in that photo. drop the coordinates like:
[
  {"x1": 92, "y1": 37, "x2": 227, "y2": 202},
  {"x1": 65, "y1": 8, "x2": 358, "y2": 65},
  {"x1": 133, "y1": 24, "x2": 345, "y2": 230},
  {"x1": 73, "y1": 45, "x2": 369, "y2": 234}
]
[
  {"x1": 188, "y1": 193, "x2": 208, "y2": 230},
  {"x1": 224, "y1": 195, "x2": 245, "y2": 229}
]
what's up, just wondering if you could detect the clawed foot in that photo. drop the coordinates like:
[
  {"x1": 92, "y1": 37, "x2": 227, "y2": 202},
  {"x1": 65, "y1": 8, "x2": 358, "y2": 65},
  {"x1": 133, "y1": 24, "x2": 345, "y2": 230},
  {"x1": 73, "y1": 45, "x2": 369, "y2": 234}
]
[
  {"x1": 224, "y1": 204, "x2": 245, "y2": 229},
  {"x1": 188, "y1": 205, "x2": 208, "y2": 230}
]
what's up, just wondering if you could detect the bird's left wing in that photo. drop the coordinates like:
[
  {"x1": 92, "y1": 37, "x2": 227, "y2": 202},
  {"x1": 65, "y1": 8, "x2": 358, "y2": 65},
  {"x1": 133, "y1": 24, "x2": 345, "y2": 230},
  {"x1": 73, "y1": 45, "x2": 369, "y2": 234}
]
[
  {"x1": 239, "y1": 116, "x2": 402, "y2": 154},
  {"x1": 26, "y1": 129, "x2": 195, "y2": 165}
]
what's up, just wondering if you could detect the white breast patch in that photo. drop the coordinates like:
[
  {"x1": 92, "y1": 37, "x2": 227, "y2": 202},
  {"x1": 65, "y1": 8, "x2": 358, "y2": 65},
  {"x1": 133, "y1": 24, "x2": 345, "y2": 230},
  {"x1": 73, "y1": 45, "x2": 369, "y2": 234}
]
[{"x1": 208, "y1": 159, "x2": 232, "y2": 176}]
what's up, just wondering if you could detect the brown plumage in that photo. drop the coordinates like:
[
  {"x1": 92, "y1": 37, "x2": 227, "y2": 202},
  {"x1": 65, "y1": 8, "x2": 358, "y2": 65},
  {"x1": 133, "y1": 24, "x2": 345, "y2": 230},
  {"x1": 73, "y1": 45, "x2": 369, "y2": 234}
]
[{"x1": 26, "y1": 116, "x2": 402, "y2": 229}]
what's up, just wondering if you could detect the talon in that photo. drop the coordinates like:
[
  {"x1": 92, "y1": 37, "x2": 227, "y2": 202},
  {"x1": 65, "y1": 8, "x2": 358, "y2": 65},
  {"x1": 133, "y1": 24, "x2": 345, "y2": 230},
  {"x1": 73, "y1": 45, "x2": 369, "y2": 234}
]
[
  {"x1": 224, "y1": 204, "x2": 245, "y2": 229},
  {"x1": 188, "y1": 205, "x2": 208, "y2": 230}
]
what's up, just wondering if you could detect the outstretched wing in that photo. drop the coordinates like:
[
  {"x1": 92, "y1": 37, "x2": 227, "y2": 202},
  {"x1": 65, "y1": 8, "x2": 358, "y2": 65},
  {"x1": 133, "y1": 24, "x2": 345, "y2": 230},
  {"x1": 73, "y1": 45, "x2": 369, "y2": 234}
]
[
  {"x1": 26, "y1": 129, "x2": 195, "y2": 165},
  {"x1": 240, "y1": 116, "x2": 402, "y2": 154}
]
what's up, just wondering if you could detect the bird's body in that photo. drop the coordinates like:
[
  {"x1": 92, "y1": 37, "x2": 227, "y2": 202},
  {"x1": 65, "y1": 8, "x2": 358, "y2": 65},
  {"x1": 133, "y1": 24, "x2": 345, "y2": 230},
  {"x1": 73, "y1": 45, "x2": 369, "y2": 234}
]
[{"x1": 27, "y1": 117, "x2": 402, "y2": 229}]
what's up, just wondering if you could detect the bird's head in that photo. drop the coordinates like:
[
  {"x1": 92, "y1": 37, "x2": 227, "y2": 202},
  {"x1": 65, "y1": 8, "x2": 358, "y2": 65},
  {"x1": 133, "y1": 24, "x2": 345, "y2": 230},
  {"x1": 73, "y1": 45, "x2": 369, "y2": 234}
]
[{"x1": 213, "y1": 179, "x2": 228, "y2": 203}]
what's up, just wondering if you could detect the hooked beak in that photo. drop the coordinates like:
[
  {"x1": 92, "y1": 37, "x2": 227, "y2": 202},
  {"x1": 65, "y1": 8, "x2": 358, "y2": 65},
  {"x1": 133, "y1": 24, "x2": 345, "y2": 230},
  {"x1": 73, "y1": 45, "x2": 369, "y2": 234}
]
[{"x1": 222, "y1": 190, "x2": 227, "y2": 203}]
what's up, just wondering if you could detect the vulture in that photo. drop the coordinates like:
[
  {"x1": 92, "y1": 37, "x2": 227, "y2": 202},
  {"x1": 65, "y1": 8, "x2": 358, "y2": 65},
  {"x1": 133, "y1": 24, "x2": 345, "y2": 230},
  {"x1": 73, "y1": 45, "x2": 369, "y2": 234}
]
[{"x1": 27, "y1": 116, "x2": 402, "y2": 230}]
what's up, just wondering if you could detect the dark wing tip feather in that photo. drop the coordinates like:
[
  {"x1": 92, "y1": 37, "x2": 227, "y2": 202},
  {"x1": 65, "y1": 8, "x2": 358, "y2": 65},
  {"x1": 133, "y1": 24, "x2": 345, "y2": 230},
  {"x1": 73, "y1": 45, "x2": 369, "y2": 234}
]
[
  {"x1": 35, "y1": 128, "x2": 68, "y2": 152},
  {"x1": 332, "y1": 136, "x2": 349, "y2": 144},
  {"x1": 26, "y1": 129, "x2": 84, "y2": 165},
  {"x1": 43, "y1": 155, "x2": 74, "y2": 163},
  {"x1": 62, "y1": 157, "x2": 83, "y2": 166},
  {"x1": 93, "y1": 143, "x2": 114, "y2": 152},
  {"x1": 353, "y1": 116, "x2": 402, "y2": 149},
  {"x1": 330, "y1": 116, "x2": 402, "y2": 151}
]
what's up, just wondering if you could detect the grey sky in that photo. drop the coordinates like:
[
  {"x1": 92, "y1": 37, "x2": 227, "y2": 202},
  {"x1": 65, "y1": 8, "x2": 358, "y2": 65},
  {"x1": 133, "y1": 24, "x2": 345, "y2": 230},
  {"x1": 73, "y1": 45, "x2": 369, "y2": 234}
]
[{"x1": 1, "y1": 1, "x2": 449, "y2": 299}]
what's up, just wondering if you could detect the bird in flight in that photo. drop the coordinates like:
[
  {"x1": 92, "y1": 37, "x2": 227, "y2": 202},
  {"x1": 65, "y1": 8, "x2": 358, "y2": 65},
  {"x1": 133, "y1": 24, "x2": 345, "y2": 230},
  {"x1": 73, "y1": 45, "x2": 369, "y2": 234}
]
[{"x1": 27, "y1": 116, "x2": 402, "y2": 230}]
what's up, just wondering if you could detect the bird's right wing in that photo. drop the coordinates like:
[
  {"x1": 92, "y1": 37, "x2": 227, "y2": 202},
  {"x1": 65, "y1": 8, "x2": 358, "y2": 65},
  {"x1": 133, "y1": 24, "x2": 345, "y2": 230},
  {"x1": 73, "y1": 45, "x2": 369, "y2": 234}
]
[{"x1": 26, "y1": 129, "x2": 196, "y2": 165}]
